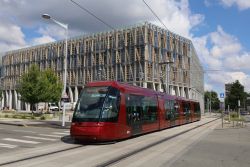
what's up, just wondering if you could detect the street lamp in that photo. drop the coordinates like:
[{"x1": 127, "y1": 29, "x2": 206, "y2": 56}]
[{"x1": 42, "y1": 14, "x2": 68, "y2": 127}]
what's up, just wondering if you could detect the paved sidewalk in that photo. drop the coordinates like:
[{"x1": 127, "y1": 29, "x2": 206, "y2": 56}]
[
  {"x1": 0, "y1": 117, "x2": 71, "y2": 129},
  {"x1": 169, "y1": 122, "x2": 250, "y2": 167}
]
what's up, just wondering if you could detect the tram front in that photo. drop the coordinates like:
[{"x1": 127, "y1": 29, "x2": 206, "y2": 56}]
[{"x1": 70, "y1": 85, "x2": 121, "y2": 141}]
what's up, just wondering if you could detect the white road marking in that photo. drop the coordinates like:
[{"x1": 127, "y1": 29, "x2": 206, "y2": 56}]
[
  {"x1": 2, "y1": 138, "x2": 40, "y2": 144},
  {"x1": 39, "y1": 134, "x2": 62, "y2": 138},
  {"x1": 0, "y1": 143, "x2": 17, "y2": 148},
  {"x1": 52, "y1": 132, "x2": 69, "y2": 135},
  {"x1": 12, "y1": 130, "x2": 36, "y2": 133},
  {"x1": 64, "y1": 130, "x2": 70, "y2": 133},
  {"x1": 23, "y1": 136, "x2": 57, "y2": 141}
]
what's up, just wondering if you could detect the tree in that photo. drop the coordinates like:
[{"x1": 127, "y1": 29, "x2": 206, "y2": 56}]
[
  {"x1": 17, "y1": 65, "x2": 42, "y2": 113},
  {"x1": 41, "y1": 69, "x2": 63, "y2": 103},
  {"x1": 17, "y1": 64, "x2": 63, "y2": 113},
  {"x1": 225, "y1": 80, "x2": 246, "y2": 110},
  {"x1": 204, "y1": 91, "x2": 220, "y2": 111}
]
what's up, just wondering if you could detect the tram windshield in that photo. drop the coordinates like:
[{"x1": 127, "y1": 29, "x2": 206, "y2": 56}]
[{"x1": 72, "y1": 86, "x2": 120, "y2": 122}]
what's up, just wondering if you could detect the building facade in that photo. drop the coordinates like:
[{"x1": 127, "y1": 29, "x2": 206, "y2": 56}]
[{"x1": 1, "y1": 22, "x2": 204, "y2": 112}]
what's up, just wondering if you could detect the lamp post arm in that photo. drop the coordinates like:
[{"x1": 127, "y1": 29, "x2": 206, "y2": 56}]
[{"x1": 50, "y1": 18, "x2": 68, "y2": 30}]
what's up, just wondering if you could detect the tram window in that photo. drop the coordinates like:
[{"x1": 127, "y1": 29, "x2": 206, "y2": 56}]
[
  {"x1": 194, "y1": 103, "x2": 201, "y2": 115},
  {"x1": 165, "y1": 100, "x2": 177, "y2": 120},
  {"x1": 164, "y1": 100, "x2": 171, "y2": 120},
  {"x1": 126, "y1": 94, "x2": 143, "y2": 124},
  {"x1": 183, "y1": 102, "x2": 190, "y2": 116},
  {"x1": 73, "y1": 86, "x2": 109, "y2": 122},
  {"x1": 101, "y1": 87, "x2": 120, "y2": 122},
  {"x1": 141, "y1": 96, "x2": 157, "y2": 123},
  {"x1": 173, "y1": 101, "x2": 179, "y2": 119}
]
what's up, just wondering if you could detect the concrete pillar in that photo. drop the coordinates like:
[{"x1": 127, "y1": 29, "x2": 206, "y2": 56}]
[
  {"x1": 25, "y1": 103, "x2": 30, "y2": 112},
  {"x1": 5, "y1": 90, "x2": 9, "y2": 109},
  {"x1": 143, "y1": 82, "x2": 147, "y2": 88},
  {"x1": 16, "y1": 92, "x2": 21, "y2": 111},
  {"x1": 14, "y1": 90, "x2": 18, "y2": 110},
  {"x1": 169, "y1": 85, "x2": 173, "y2": 95},
  {"x1": 181, "y1": 87, "x2": 185, "y2": 97},
  {"x1": 1, "y1": 92, "x2": 4, "y2": 109},
  {"x1": 68, "y1": 86, "x2": 73, "y2": 102},
  {"x1": 9, "y1": 90, "x2": 12, "y2": 110},
  {"x1": 179, "y1": 87, "x2": 182, "y2": 97},
  {"x1": 155, "y1": 83, "x2": 161, "y2": 92},
  {"x1": 184, "y1": 87, "x2": 188, "y2": 98},
  {"x1": 174, "y1": 86, "x2": 178, "y2": 96},
  {"x1": 74, "y1": 86, "x2": 79, "y2": 102},
  {"x1": 159, "y1": 83, "x2": 163, "y2": 92},
  {"x1": 152, "y1": 82, "x2": 156, "y2": 91},
  {"x1": 188, "y1": 88, "x2": 192, "y2": 99}
]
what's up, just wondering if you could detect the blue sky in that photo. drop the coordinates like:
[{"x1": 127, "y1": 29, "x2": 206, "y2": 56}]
[
  {"x1": 190, "y1": 0, "x2": 250, "y2": 49},
  {"x1": 1, "y1": 0, "x2": 250, "y2": 95}
]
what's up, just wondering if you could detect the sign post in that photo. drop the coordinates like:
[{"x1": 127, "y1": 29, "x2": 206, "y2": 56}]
[
  {"x1": 220, "y1": 93, "x2": 225, "y2": 128},
  {"x1": 61, "y1": 93, "x2": 69, "y2": 127}
]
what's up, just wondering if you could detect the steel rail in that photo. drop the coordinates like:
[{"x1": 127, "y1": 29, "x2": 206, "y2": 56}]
[{"x1": 96, "y1": 118, "x2": 219, "y2": 167}]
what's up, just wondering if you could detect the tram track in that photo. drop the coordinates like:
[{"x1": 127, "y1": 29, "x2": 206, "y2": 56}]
[
  {"x1": 0, "y1": 145, "x2": 84, "y2": 166},
  {"x1": 0, "y1": 118, "x2": 219, "y2": 167},
  {"x1": 96, "y1": 118, "x2": 219, "y2": 167}
]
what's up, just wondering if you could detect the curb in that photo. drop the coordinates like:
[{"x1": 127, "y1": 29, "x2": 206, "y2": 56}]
[
  {"x1": 0, "y1": 122, "x2": 26, "y2": 127},
  {"x1": 0, "y1": 121, "x2": 71, "y2": 129}
]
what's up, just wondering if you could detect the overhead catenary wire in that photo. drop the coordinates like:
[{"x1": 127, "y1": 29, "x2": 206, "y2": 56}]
[
  {"x1": 142, "y1": 0, "x2": 169, "y2": 30},
  {"x1": 70, "y1": 0, "x2": 115, "y2": 30}
]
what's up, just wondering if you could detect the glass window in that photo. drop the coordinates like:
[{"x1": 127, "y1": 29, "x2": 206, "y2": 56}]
[
  {"x1": 165, "y1": 100, "x2": 178, "y2": 120},
  {"x1": 126, "y1": 94, "x2": 157, "y2": 124},
  {"x1": 100, "y1": 87, "x2": 120, "y2": 122},
  {"x1": 141, "y1": 96, "x2": 158, "y2": 123},
  {"x1": 126, "y1": 94, "x2": 143, "y2": 125},
  {"x1": 183, "y1": 102, "x2": 191, "y2": 116},
  {"x1": 194, "y1": 103, "x2": 201, "y2": 115},
  {"x1": 72, "y1": 86, "x2": 120, "y2": 122},
  {"x1": 164, "y1": 100, "x2": 171, "y2": 120},
  {"x1": 73, "y1": 86, "x2": 108, "y2": 122}
]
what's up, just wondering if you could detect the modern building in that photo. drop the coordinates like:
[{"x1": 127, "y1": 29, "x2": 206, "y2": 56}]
[{"x1": 0, "y1": 22, "x2": 204, "y2": 112}]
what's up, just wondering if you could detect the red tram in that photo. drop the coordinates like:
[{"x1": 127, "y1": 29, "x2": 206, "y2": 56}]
[{"x1": 70, "y1": 81, "x2": 201, "y2": 141}]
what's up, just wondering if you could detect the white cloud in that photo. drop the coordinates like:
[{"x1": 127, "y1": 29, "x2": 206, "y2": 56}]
[
  {"x1": 149, "y1": 0, "x2": 204, "y2": 38},
  {"x1": 193, "y1": 25, "x2": 249, "y2": 70},
  {"x1": 38, "y1": 25, "x2": 67, "y2": 40},
  {"x1": 224, "y1": 53, "x2": 250, "y2": 70},
  {"x1": 0, "y1": 0, "x2": 204, "y2": 39},
  {"x1": 204, "y1": 83, "x2": 213, "y2": 91},
  {"x1": 219, "y1": 0, "x2": 250, "y2": 10},
  {"x1": 0, "y1": 21, "x2": 26, "y2": 52},
  {"x1": 193, "y1": 25, "x2": 250, "y2": 92},
  {"x1": 0, "y1": 0, "x2": 205, "y2": 51},
  {"x1": 207, "y1": 71, "x2": 250, "y2": 92},
  {"x1": 31, "y1": 35, "x2": 55, "y2": 46}
]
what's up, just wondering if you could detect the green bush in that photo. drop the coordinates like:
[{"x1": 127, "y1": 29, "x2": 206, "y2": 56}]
[
  {"x1": 230, "y1": 112, "x2": 238, "y2": 118},
  {"x1": 30, "y1": 115, "x2": 36, "y2": 120},
  {"x1": 2, "y1": 110, "x2": 16, "y2": 114},
  {"x1": 21, "y1": 115, "x2": 26, "y2": 119},
  {"x1": 40, "y1": 115, "x2": 46, "y2": 120},
  {"x1": 4, "y1": 114, "x2": 9, "y2": 118},
  {"x1": 12, "y1": 115, "x2": 18, "y2": 119}
]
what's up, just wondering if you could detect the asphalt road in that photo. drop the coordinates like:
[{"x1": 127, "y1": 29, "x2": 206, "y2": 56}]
[
  {"x1": 1, "y1": 115, "x2": 248, "y2": 167},
  {"x1": 0, "y1": 117, "x2": 221, "y2": 167},
  {"x1": 0, "y1": 124, "x2": 72, "y2": 154}
]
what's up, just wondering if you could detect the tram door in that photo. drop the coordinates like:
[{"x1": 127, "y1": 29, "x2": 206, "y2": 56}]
[{"x1": 126, "y1": 94, "x2": 143, "y2": 135}]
